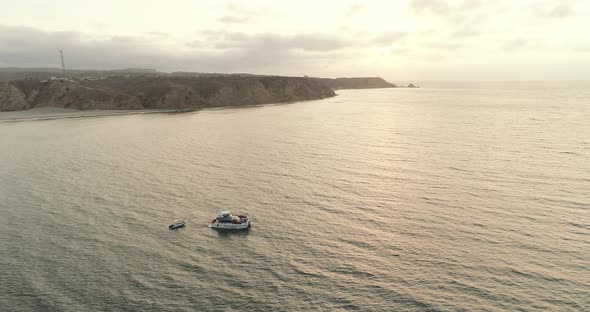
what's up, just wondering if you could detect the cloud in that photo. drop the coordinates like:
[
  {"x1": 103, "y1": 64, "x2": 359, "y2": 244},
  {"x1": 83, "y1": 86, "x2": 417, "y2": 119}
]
[
  {"x1": 185, "y1": 40, "x2": 206, "y2": 48},
  {"x1": 0, "y1": 25, "x2": 173, "y2": 68},
  {"x1": 219, "y1": 3, "x2": 262, "y2": 23},
  {"x1": 452, "y1": 30, "x2": 480, "y2": 37},
  {"x1": 411, "y1": 0, "x2": 487, "y2": 16},
  {"x1": 427, "y1": 42, "x2": 461, "y2": 50},
  {"x1": 502, "y1": 38, "x2": 549, "y2": 53},
  {"x1": 347, "y1": 3, "x2": 364, "y2": 16},
  {"x1": 534, "y1": 2, "x2": 571, "y2": 18},
  {"x1": 461, "y1": 0, "x2": 486, "y2": 10},
  {"x1": 411, "y1": 0, "x2": 449, "y2": 15},
  {"x1": 0, "y1": 25, "x2": 354, "y2": 75},
  {"x1": 210, "y1": 32, "x2": 350, "y2": 52},
  {"x1": 372, "y1": 32, "x2": 407, "y2": 45},
  {"x1": 224, "y1": 32, "x2": 249, "y2": 41},
  {"x1": 146, "y1": 31, "x2": 169, "y2": 38},
  {"x1": 574, "y1": 44, "x2": 590, "y2": 52},
  {"x1": 503, "y1": 38, "x2": 527, "y2": 51},
  {"x1": 219, "y1": 15, "x2": 250, "y2": 23},
  {"x1": 287, "y1": 34, "x2": 350, "y2": 51}
]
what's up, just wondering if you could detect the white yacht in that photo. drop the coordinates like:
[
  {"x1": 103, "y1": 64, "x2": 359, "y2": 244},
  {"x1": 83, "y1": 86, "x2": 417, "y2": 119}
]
[{"x1": 209, "y1": 211, "x2": 251, "y2": 230}]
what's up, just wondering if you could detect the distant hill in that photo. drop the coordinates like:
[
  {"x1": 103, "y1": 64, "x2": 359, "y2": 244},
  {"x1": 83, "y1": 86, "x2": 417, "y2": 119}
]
[
  {"x1": 170, "y1": 71, "x2": 257, "y2": 77},
  {"x1": 312, "y1": 77, "x2": 397, "y2": 89},
  {"x1": 0, "y1": 68, "x2": 401, "y2": 90},
  {"x1": 0, "y1": 68, "x2": 162, "y2": 81}
]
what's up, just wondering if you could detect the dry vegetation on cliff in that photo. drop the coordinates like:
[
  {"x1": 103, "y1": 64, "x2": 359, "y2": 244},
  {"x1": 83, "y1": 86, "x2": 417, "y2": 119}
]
[{"x1": 0, "y1": 76, "x2": 337, "y2": 111}]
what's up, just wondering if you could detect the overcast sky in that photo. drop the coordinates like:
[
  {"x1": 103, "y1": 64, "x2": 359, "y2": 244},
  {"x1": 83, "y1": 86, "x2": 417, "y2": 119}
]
[{"x1": 1, "y1": 0, "x2": 589, "y2": 81}]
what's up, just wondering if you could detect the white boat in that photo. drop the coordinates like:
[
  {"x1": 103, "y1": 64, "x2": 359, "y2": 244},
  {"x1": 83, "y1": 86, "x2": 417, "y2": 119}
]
[
  {"x1": 209, "y1": 211, "x2": 251, "y2": 230},
  {"x1": 169, "y1": 219, "x2": 186, "y2": 230}
]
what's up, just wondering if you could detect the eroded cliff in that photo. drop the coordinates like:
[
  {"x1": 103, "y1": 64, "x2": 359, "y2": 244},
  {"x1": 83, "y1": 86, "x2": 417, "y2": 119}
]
[
  {"x1": 0, "y1": 76, "x2": 336, "y2": 111},
  {"x1": 0, "y1": 82, "x2": 29, "y2": 111}
]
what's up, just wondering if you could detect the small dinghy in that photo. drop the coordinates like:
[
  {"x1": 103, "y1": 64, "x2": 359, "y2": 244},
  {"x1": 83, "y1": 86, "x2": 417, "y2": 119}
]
[
  {"x1": 169, "y1": 219, "x2": 186, "y2": 230},
  {"x1": 209, "y1": 211, "x2": 251, "y2": 230}
]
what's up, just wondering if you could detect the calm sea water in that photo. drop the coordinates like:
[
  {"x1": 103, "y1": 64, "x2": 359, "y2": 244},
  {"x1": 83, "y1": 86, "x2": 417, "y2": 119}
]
[{"x1": 1, "y1": 82, "x2": 589, "y2": 311}]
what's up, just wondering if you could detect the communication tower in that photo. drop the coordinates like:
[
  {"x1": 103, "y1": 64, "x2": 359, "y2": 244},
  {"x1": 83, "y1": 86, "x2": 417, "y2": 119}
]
[{"x1": 59, "y1": 50, "x2": 66, "y2": 76}]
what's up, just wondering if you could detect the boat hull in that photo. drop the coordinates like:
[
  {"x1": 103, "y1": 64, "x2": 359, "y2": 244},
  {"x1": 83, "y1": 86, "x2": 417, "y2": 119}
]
[
  {"x1": 209, "y1": 220, "x2": 251, "y2": 230},
  {"x1": 169, "y1": 223, "x2": 185, "y2": 230}
]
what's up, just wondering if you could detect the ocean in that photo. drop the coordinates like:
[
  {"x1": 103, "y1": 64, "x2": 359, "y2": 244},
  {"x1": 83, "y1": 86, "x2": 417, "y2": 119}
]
[{"x1": 1, "y1": 82, "x2": 588, "y2": 311}]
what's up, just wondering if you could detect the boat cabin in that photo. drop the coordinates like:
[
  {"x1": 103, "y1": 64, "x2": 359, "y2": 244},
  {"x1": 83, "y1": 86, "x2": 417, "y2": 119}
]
[{"x1": 214, "y1": 211, "x2": 246, "y2": 224}]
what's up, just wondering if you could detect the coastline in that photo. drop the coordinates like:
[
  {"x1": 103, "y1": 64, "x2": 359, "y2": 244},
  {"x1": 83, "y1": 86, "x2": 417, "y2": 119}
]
[
  {"x1": 0, "y1": 75, "x2": 337, "y2": 112},
  {"x1": 0, "y1": 75, "x2": 405, "y2": 113},
  {"x1": 0, "y1": 94, "x2": 339, "y2": 122},
  {"x1": 0, "y1": 107, "x2": 193, "y2": 123},
  {"x1": 0, "y1": 74, "x2": 403, "y2": 123}
]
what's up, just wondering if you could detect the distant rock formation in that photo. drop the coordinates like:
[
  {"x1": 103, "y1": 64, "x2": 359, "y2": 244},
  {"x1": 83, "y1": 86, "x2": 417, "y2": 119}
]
[
  {"x1": 407, "y1": 83, "x2": 418, "y2": 88},
  {"x1": 0, "y1": 76, "x2": 336, "y2": 111},
  {"x1": 313, "y1": 77, "x2": 396, "y2": 89}
]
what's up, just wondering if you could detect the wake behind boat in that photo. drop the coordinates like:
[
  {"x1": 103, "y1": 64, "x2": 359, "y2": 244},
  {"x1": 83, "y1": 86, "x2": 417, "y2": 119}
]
[{"x1": 209, "y1": 211, "x2": 251, "y2": 230}]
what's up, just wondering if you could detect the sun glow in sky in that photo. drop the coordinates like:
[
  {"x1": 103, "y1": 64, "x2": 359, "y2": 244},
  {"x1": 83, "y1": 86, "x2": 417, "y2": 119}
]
[{"x1": 1, "y1": 0, "x2": 589, "y2": 81}]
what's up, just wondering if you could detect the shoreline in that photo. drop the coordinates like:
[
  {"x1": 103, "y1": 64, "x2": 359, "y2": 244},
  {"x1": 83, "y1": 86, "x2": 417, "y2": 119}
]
[
  {"x1": 0, "y1": 93, "x2": 340, "y2": 123},
  {"x1": 0, "y1": 107, "x2": 195, "y2": 123}
]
